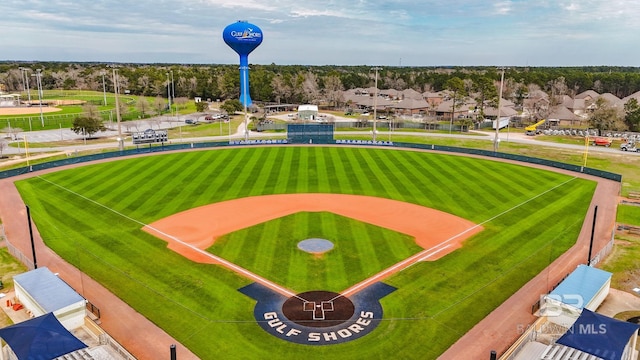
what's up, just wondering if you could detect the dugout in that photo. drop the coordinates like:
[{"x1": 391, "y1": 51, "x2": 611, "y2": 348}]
[
  {"x1": 13, "y1": 267, "x2": 86, "y2": 329},
  {"x1": 539, "y1": 264, "x2": 611, "y2": 328},
  {"x1": 287, "y1": 123, "x2": 334, "y2": 144}
]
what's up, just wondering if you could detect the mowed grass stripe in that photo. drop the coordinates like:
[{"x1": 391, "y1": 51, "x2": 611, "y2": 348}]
[
  {"x1": 320, "y1": 212, "x2": 350, "y2": 290},
  {"x1": 273, "y1": 147, "x2": 295, "y2": 194},
  {"x1": 407, "y1": 153, "x2": 464, "y2": 211},
  {"x1": 239, "y1": 147, "x2": 275, "y2": 197},
  {"x1": 100, "y1": 157, "x2": 176, "y2": 211},
  {"x1": 312, "y1": 147, "x2": 333, "y2": 193},
  {"x1": 424, "y1": 156, "x2": 483, "y2": 218},
  {"x1": 295, "y1": 148, "x2": 311, "y2": 193},
  {"x1": 449, "y1": 157, "x2": 513, "y2": 206},
  {"x1": 341, "y1": 149, "x2": 370, "y2": 196},
  {"x1": 382, "y1": 150, "x2": 441, "y2": 206},
  {"x1": 229, "y1": 148, "x2": 268, "y2": 199},
  {"x1": 352, "y1": 149, "x2": 397, "y2": 199},
  {"x1": 154, "y1": 151, "x2": 233, "y2": 216},
  {"x1": 326, "y1": 147, "x2": 355, "y2": 194},
  {"x1": 183, "y1": 150, "x2": 240, "y2": 208},
  {"x1": 249, "y1": 147, "x2": 283, "y2": 195},
  {"x1": 116, "y1": 155, "x2": 207, "y2": 216},
  {"x1": 364, "y1": 150, "x2": 410, "y2": 203},
  {"x1": 210, "y1": 149, "x2": 256, "y2": 201}
]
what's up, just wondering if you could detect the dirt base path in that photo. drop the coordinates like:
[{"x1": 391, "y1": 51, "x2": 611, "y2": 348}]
[{"x1": 144, "y1": 194, "x2": 483, "y2": 297}]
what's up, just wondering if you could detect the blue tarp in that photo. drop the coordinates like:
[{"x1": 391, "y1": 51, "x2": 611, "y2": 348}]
[
  {"x1": 0, "y1": 312, "x2": 87, "y2": 360},
  {"x1": 557, "y1": 309, "x2": 639, "y2": 360}
]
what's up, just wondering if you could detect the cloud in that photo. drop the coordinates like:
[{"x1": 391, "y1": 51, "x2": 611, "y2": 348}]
[{"x1": 493, "y1": 1, "x2": 513, "y2": 15}]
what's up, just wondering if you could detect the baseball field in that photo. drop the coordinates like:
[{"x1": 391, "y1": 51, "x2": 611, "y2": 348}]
[{"x1": 13, "y1": 146, "x2": 596, "y2": 359}]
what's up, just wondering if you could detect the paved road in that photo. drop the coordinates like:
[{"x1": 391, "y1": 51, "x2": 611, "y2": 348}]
[{"x1": 3, "y1": 117, "x2": 637, "y2": 159}]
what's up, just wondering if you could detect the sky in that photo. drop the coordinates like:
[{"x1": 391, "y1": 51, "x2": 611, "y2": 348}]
[{"x1": 2, "y1": 0, "x2": 640, "y2": 67}]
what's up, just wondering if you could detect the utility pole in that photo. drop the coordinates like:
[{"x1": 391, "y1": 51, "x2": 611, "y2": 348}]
[
  {"x1": 111, "y1": 66, "x2": 124, "y2": 151},
  {"x1": 166, "y1": 72, "x2": 172, "y2": 116},
  {"x1": 371, "y1": 66, "x2": 382, "y2": 142},
  {"x1": 101, "y1": 71, "x2": 107, "y2": 106},
  {"x1": 493, "y1": 67, "x2": 507, "y2": 153}
]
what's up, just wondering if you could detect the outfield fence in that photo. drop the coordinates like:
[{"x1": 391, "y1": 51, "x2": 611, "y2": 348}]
[{"x1": 0, "y1": 139, "x2": 622, "y2": 182}]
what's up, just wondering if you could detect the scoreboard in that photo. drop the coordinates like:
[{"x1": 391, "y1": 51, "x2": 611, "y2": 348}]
[{"x1": 132, "y1": 129, "x2": 168, "y2": 145}]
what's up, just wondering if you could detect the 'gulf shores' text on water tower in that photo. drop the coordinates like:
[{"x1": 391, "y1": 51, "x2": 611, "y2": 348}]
[{"x1": 223, "y1": 21, "x2": 263, "y2": 107}]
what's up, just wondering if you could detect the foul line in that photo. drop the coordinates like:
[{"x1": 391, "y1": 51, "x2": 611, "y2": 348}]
[{"x1": 36, "y1": 176, "x2": 299, "y2": 299}]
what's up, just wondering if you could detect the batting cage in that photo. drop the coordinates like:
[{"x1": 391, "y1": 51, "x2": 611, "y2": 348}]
[{"x1": 287, "y1": 123, "x2": 335, "y2": 144}]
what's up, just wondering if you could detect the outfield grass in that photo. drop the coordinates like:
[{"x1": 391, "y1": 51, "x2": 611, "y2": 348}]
[{"x1": 14, "y1": 146, "x2": 596, "y2": 359}]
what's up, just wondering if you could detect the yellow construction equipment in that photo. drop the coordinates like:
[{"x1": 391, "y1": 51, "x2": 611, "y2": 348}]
[{"x1": 525, "y1": 119, "x2": 546, "y2": 136}]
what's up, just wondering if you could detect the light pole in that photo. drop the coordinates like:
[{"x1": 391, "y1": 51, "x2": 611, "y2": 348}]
[
  {"x1": 32, "y1": 69, "x2": 44, "y2": 127},
  {"x1": 101, "y1": 71, "x2": 107, "y2": 106},
  {"x1": 171, "y1": 70, "x2": 175, "y2": 105},
  {"x1": 240, "y1": 65, "x2": 249, "y2": 141},
  {"x1": 371, "y1": 66, "x2": 382, "y2": 142},
  {"x1": 19, "y1": 67, "x2": 32, "y2": 104},
  {"x1": 111, "y1": 67, "x2": 124, "y2": 151},
  {"x1": 166, "y1": 72, "x2": 172, "y2": 116},
  {"x1": 18, "y1": 67, "x2": 26, "y2": 104},
  {"x1": 171, "y1": 70, "x2": 175, "y2": 120},
  {"x1": 493, "y1": 67, "x2": 506, "y2": 153}
]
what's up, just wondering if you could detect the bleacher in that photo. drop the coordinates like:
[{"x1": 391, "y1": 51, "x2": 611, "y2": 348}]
[
  {"x1": 540, "y1": 343, "x2": 601, "y2": 360},
  {"x1": 54, "y1": 346, "x2": 115, "y2": 360}
]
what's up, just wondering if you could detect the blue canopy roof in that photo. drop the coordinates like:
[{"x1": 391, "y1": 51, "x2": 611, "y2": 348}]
[
  {"x1": 557, "y1": 309, "x2": 639, "y2": 360},
  {"x1": 549, "y1": 264, "x2": 611, "y2": 309},
  {"x1": 0, "y1": 312, "x2": 87, "y2": 360}
]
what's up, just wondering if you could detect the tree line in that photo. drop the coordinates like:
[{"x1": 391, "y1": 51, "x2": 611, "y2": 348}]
[{"x1": 4, "y1": 62, "x2": 640, "y2": 105}]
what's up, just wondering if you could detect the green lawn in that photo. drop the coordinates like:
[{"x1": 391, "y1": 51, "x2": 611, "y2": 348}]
[
  {"x1": 617, "y1": 204, "x2": 640, "y2": 226},
  {"x1": 14, "y1": 146, "x2": 596, "y2": 359}
]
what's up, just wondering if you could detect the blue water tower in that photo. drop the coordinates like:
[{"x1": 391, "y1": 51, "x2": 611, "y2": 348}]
[{"x1": 223, "y1": 21, "x2": 263, "y2": 107}]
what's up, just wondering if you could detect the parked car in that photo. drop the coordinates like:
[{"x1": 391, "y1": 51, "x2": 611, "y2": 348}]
[
  {"x1": 591, "y1": 137, "x2": 612, "y2": 147},
  {"x1": 620, "y1": 141, "x2": 638, "y2": 152}
]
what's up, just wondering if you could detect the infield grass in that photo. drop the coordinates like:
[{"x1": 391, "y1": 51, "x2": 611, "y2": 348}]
[
  {"x1": 211, "y1": 211, "x2": 421, "y2": 292},
  {"x1": 15, "y1": 146, "x2": 596, "y2": 359}
]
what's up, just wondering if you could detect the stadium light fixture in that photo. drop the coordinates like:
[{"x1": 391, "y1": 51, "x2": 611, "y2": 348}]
[{"x1": 31, "y1": 69, "x2": 44, "y2": 127}]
